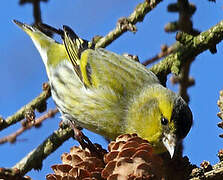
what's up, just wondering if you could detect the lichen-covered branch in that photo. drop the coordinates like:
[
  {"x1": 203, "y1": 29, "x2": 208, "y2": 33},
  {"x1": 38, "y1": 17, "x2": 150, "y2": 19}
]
[
  {"x1": 95, "y1": 0, "x2": 163, "y2": 48},
  {"x1": 0, "y1": 168, "x2": 31, "y2": 180},
  {"x1": 13, "y1": 126, "x2": 73, "y2": 175},
  {"x1": 0, "y1": 83, "x2": 51, "y2": 131},
  {"x1": 190, "y1": 161, "x2": 223, "y2": 180},
  {"x1": 150, "y1": 20, "x2": 223, "y2": 81}
]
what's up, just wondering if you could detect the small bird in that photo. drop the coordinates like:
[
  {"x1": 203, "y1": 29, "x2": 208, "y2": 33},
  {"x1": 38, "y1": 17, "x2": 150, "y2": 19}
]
[{"x1": 14, "y1": 20, "x2": 193, "y2": 158}]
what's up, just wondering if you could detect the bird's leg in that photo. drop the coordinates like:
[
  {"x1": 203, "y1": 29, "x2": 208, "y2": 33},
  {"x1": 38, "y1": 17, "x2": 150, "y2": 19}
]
[{"x1": 69, "y1": 121, "x2": 106, "y2": 159}]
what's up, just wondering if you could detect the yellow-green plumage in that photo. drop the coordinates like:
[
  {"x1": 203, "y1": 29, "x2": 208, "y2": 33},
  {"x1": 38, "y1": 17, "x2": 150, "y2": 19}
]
[{"x1": 14, "y1": 20, "x2": 193, "y2": 157}]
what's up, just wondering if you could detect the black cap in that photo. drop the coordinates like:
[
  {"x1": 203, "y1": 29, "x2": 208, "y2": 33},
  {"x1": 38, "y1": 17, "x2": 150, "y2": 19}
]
[{"x1": 171, "y1": 97, "x2": 193, "y2": 140}]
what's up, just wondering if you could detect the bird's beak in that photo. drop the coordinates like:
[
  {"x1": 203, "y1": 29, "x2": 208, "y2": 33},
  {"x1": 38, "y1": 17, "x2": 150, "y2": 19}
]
[{"x1": 162, "y1": 133, "x2": 176, "y2": 158}]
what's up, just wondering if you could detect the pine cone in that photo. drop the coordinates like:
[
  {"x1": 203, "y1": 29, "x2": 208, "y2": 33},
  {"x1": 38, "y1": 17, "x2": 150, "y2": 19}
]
[
  {"x1": 102, "y1": 134, "x2": 165, "y2": 180},
  {"x1": 46, "y1": 134, "x2": 167, "y2": 179},
  {"x1": 46, "y1": 145, "x2": 105, "y2": 180}
]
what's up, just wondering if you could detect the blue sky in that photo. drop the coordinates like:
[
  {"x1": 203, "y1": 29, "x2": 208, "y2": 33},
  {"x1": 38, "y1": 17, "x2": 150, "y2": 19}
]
[{"x1": 1, "y1": 0, "x2": 223, "y2": 179}]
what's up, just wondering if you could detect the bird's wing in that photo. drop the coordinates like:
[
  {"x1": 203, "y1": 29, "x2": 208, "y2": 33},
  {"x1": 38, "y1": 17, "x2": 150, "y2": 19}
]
[
  {"x1": 63, "y1": 26, "x2": 93, "y2": 85},
  {"x1": 62, "y1": 25, "x2": 160, "y2": 96}
]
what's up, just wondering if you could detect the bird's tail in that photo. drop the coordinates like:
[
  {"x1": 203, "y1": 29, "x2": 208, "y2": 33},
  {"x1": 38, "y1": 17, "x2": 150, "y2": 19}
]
[
  {"x1": 13, "y1": 20, "x2": 37, "y2": 35},
  {"x1": 14, "y1": 20, "x2": 93, "y2": 74},
  {"x1": 13, "y1": 20, "x2": 58, "y2": 46},
  {"x1": 13, "y1": 20, "x2": 68, "y2": 69}
]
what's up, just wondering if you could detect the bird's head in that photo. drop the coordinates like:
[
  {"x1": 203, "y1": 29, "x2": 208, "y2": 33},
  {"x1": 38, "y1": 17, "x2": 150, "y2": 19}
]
[{"x1": 126, "y1": 84, "x2": 193, "y2": 158}]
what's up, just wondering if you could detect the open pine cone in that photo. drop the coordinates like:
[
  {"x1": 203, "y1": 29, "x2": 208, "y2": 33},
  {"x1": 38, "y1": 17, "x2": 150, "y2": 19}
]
[
  {"x1": 102, "y1": 134, "x2": 165, "y2": 180},
  {"x1": 46, "y1": 145, "x2": 105, "y2": 180},
  {"x1": 46, "y1": 134, "x2": 166, "y2": 180}
]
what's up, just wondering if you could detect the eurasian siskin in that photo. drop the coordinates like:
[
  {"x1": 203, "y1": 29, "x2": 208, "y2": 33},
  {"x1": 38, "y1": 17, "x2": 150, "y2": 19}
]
[{"x1": 14, "y1": 20, "x2": 193, "y2": 157}]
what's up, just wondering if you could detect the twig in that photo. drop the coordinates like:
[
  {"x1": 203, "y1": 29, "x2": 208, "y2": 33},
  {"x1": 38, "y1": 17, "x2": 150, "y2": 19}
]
[
  {"x1": 33, "y1": 0, "x2": 42, "y2": 23},
  {"x1": 0, "y1": 83, "x2": 51, "y2": 131},
  {"x1": 0, "y1": 108, "x2": 58, "y2": 144},
  {"x1": 165, "y1": 0, "x2": 199, "y2": 35},
  {"x1": 19, "y1": 0, "x2": 49, "y2": 24},
  {"x1": 142, "y1": 44, "x2": 175, "y2": 66},
  {"x1": 13, "y1": 126, "x2": 73, "y2": 175},
  {"x1": 95, "y1": 0, "x2": 163, "y2": 48}
]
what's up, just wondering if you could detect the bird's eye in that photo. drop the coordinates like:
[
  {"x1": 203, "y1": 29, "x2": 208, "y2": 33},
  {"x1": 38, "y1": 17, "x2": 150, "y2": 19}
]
[{"x1": 161, "y1": 117, "x2": 168, "y2": 125}]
